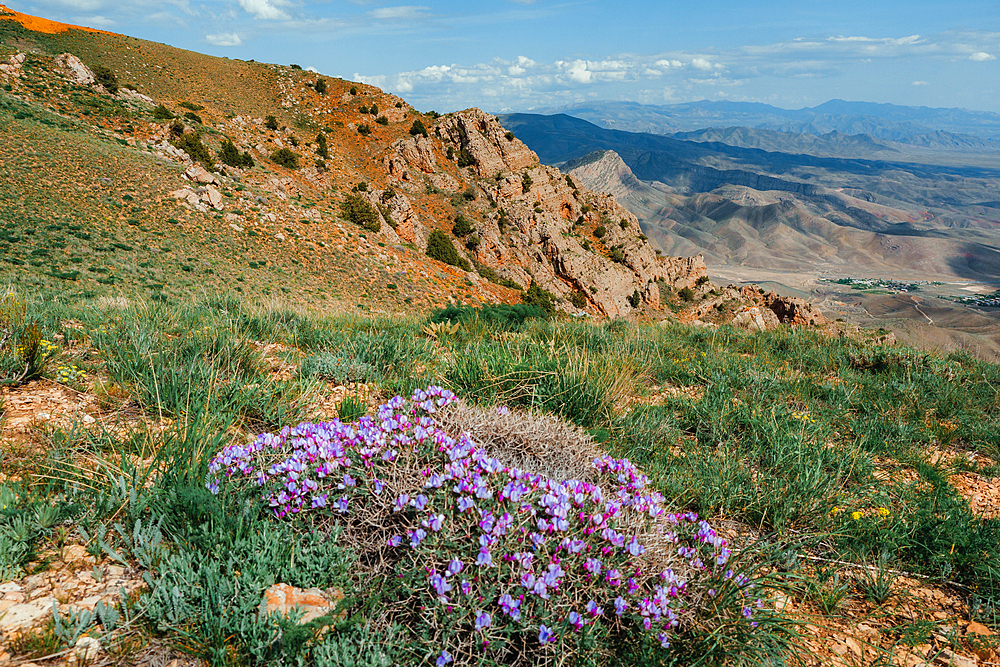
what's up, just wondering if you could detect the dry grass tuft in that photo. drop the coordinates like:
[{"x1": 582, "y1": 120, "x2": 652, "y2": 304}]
[{"x1": 434, "y1": 400, "x2": 600, "y2": 482}]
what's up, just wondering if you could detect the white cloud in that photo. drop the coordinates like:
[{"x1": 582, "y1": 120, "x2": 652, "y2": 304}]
[
  {"x1": 563, "y1": 59, "x2": 592, "y2": 83},
  {"x1": 372, "y1": 6, "x2": 429, "y2": 21},
  {"x1": 77, "y1": 14, "x2": 115, "y2": 27},
  {"x1": 53, "y1": 0, "x2": 102, "y2": 11},
  {"x1": 306, "y1": 66, "x2": 319, "y2": 73},
  {"x1": 829, "y1": 34, "x2": 922, "y2": 46},
  {"x1": 970, "y1": 51, "x2": 996, "y2": 61},
  {"x1": 237, "y1": 0, "x2": 289, "y2": 20},
  {"x1": 205, "y1": 32, "x2": 242, "y2": 46},
  {"x1": 355, "y1": 73, "x2": 387, "y2": 87},
  {"x1": 360, "y1": 29, "x2": 1000, "y2": 112}
]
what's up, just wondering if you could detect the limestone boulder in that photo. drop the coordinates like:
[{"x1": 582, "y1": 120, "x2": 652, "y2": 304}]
[
  {"x1": 262, "y1": 583, "x2": 345, "y2": 624},
  {"x1": 203, "y1": 185, "x2": 223, "y2": 210},
  {"x1": 0, "y1": 52, "x2": 26, "y2": 79},
  {"x1": 185, "y1": 164, "x2": 218, "y2": 185},
  {"x1": 0, "y1": 597, "x2": 57, "y2": 631},
  {"x1": 55, "y1": 53, "x2": 94, "y2": 85},
  {"x1": 732, "y1": 306, "x2": 781, "y2": 332}
]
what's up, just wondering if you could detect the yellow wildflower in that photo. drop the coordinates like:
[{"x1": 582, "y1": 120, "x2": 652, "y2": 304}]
[
  {"x1": 877, "y1": 507, "x2": 890, "y2": 517},
  {"x1": 851, "y1": 511, "x2": 862, "y2": 520}
]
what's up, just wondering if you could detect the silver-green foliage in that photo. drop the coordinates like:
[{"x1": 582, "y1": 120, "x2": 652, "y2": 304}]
[
  {"x1": 312, "y1": 624, "x2": 399, "y2": 667},
  {"x1": 143, "y1": 523, "x2": 352, "y2": 665},
  {"x1": 299, "y1": 351, "x2": 375, "y2": 384}
]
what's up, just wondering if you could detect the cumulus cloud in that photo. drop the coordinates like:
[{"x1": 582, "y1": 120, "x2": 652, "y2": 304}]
[
  {"x1": 355, "y1": 28, "x2": 1000, "y2": 112},
  {"x1": 508, "y1": 55, "x2": 536, "y2": 76},
  {"x1": 205, "y1": 31, "x2": 242, "y2": 46},
  {"x1": 237, "y1": 0, "x2": 289, "y2": 20},
  {"x1": 562, "y1": 60, "x2": 592, "y2": 84}
]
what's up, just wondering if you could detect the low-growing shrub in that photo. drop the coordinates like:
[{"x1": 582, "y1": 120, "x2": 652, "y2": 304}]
[
  {"x1": 316, "y1": 132, "x2": 329, "y2": 159},
  {"x1": 593, "y1": 225, "x2": 607, "y2": 239},
  {"x1": 271, "y1": 148, "x2": 299, "y2": 169},
  {"x1": 314, "y1": 78, "x2": 327, "y2": 94},
  {"x1": 172, "y1": 132, "x2": 213, "y2": 168},
  {"x1": 569, "y1": 291, "x2": 587, "y2": 309},
  {"x1": 218, "y1": 139, "x2": 254, "y2": 169},
  {"x1": 206, "y1": 387, "x2": 762, "y2": 666},
  {"x1": 299, "y1": 351, "x2": 375, "y2": 384},
  {"x1": 376, "y1": 115, "x2": 389, "y2": 126},
  {"x1": 456, "y1": 147, "x2": 475, "y2": 168},
  {"x1": 265, "y1": 115, "x2": 279, "y2": 131},
  {"x1": 410, "y1": 119, "x2": 428, "y2": 137},
  {"x1": 357, "y1": 124, "x2": 372, "y2": 136},
  {"x1": 523, "y1": 281, "x2": 557, "y2": 316},
  {"x1": 152, "y1": 104, "x2": 173, "y2": 120},
  {"x1": 426, "y1": 230, "x2": 470, "y2": 271},
  {"x1": 91, "y1": 64, "x2": 119, "y2": 94},
  {"x1": 341, "y1": 194, "x2": 381, "y2": 233},
  {"x1": 452, "y1": 215, "x2": 473, "y2": 237}
]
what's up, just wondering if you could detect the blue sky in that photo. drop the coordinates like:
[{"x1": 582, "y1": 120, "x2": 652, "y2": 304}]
[{"x1": 12, "y1": 0, "x2": 1000, "y2": 113}]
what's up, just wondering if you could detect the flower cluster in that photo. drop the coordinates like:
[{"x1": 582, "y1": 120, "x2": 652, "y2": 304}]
[
  {"x1": 54, "y1": 364, "x2": 86, "y2": 385},
  {"x1": 207, "y1": 386, "x2": 758, "y2": 662},
  {"x1": 790, "y1": 411, "x2": 817, "y2": 423},
  {"x1": 831, "y1": 505, "x2": 891, "y2": 521}
]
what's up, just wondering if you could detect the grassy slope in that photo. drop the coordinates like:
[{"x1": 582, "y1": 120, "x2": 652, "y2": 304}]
[
  {"x1": 0, "y1": 18, "x2": 517, "y2": 313},
  {"x1": 2, "y1": 296, "x2": 999, "y2": 665}
]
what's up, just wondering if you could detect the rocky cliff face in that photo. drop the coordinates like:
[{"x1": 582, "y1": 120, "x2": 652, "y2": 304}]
[{"x1": 384, "y1": 110, "x2": 706, "y2": 316}]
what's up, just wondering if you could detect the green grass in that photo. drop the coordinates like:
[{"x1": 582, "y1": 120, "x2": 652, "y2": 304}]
[{"x1": 3, "y1": 293, "x2": 999, "y2": 665}]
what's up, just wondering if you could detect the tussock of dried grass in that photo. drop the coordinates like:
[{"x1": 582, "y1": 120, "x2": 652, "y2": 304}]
[{"x1": 434, "y1": 401, "x2": 600, "y2": 482}]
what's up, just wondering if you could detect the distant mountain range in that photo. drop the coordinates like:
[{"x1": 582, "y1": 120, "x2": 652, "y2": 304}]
[
  {"x1": 499, "y1": 112, "x2": 1000, "y2": 282},
  {"x1": 529, "y1": 99, "x2": 1000, "y2": 151}
]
